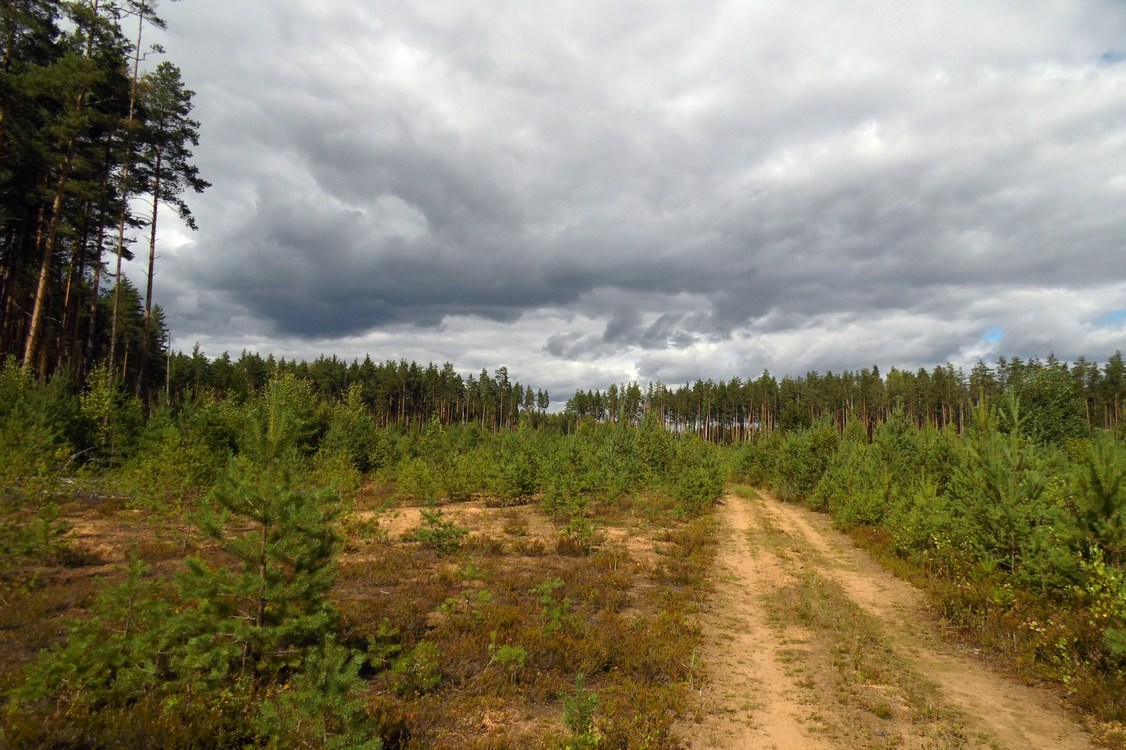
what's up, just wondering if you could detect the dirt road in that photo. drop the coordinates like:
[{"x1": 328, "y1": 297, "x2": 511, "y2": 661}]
[{"x1": 679, "y1": 490, "x2": 1099, "y2": 750}]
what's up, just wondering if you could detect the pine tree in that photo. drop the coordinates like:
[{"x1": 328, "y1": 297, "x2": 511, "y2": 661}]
[
  {"x1": 134, "y1": 60, "x2": 208, "y2": 323},
  {"x1": 176, "y1": 373, "x2": 339, "y2": 682}
]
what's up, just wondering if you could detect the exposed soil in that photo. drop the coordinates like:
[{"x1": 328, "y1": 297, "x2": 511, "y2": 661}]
[{"x1": 680, "y1": 490, "x2": 1101, "y2": 750}]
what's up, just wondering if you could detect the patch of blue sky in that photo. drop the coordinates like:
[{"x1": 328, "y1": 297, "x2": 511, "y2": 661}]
[
  {"x1": 1099, "y1": 50, "x2": 1125, "y2": 65},
  {"x1": 1096, "y1": 309, "x2": 1126, "y2": 327},
  {"x1": 983, "y1": 326, "x2": 1004, "y2": 343}
]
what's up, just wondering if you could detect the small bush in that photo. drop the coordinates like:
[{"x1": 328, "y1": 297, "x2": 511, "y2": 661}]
[
  {"x1": 392, "y1": 640, "x2": 442, "y2": 696},
  {"x1": 411, "y1": 508, "x2": 469, "y2": 554},
  {"x1": 562, "y1": 674, "x2": 600, "y2": 750}
]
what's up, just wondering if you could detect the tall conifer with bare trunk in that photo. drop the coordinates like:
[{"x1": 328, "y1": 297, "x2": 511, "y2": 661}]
[
  {"x1": 108, "y1": 0, "x2": 164, "y2": 378},
  {"x1": 132, "y1": 60, "x2": 206, "y2": 398}
]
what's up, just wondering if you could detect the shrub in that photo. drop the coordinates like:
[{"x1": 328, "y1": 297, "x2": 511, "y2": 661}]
[
  {"x1": 486, "y1": 631, "x2": 528, "y2": 685},
  {"x1": 79, "y1": 362, "x2": 145, "y2": 468},
  {"x1": 1015, "y1": 368, "x2": 1090, "y2": 447},
  {"x1": 396, "y1": 458, "x2": 439, "y2": 504},
  {"x1": 410, "y1": 508, "x2": 468, "y2": 554},
  {"x1": 809, "y1": 440, "x2": 886, "y2": 526},
  {"x1": 0, "y1": 358, "x2": 76, "y2": 482},
  {"x1": 392, "y1": 640, "x2": 442, "y2": 696},
  {"x1": 320, "y1": 383, "x2": 380, "y2": 473},
  {"x1": 562, "y1": 674, "x2": 600, "y2": 750},
  {"x1": 771, "y1": 420, "x2": 838, "y2": 502},
  {"x1": 255, "y1": 635, "x2": 381, "y2": 749},
  {"x1": 733, "y1": 429, "x2": 782, "y2": 486},
  {"x1": 1072, "y1": 434, "x2": 1126, "y2": 565},
  {"x1": 670, "y1": 439, "x2": 725, "y2": 517}
]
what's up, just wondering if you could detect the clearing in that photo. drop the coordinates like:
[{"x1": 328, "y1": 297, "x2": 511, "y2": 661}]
[{"x1": 679, "y1": 489, "x2": 1101, "y2": 750}]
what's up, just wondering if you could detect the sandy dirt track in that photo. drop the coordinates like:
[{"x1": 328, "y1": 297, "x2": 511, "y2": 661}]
[{"x1": 679, "y1": 490, "x2": 1100, "y2": 750}]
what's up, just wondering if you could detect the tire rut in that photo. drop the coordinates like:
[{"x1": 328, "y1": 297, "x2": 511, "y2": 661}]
[
  {"x1": 679, "y1": 495, "x2": 833, "y2": 749},
  {"x1": 743, "y1": 490, "x2": 1098, "y2": 750}
]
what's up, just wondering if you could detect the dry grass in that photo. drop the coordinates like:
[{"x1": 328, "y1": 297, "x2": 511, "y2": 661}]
[
  {"x1": 0, "y1": 492, "x2": 716, "y2": 749},
  {"x1": 335, "y1": 497, "x2": 715, "y2": 748}
]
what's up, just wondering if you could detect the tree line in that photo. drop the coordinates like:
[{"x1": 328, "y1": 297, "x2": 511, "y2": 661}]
[
  {"x1": 566, "y1": 352, "x2": 1126, "y2": 442},
  {"x1": 169, "y1": 348, "x2": 551, "y2": 432},
  {"x1": 0, "y1": 0, "x2": 207, "y2": 397}
]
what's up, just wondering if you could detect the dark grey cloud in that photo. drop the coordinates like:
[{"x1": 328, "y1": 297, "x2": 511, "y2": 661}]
[{"x1": 136, "y1": 0, "x2": 1126, "y2": 396}]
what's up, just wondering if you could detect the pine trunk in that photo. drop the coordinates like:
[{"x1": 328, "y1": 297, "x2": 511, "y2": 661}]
[{"x1": 23, "y1": 172, "x2": 69, "y2": 373}]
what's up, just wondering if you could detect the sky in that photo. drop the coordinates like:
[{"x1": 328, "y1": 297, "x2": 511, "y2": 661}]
[{"x1": 135, "y1": 0, "x2": 1126, "y2": 401}]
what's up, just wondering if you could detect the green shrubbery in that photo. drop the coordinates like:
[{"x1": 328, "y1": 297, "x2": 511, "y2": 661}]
[
  {"x1": 373, "y1": 413, "x2": 725, "y2": 522},
  {"x1": 5, "y1": 372, "x2": 381, "y2": 748},
  {"x1": 0, "y1": 359, "x2": 78, "y2": 482}
]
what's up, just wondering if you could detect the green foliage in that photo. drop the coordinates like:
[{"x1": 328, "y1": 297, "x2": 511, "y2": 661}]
[
  {"x1": 181, "y1": 393, "x2": 245, "y2": 461},
  {"x1": 562, "y1": 674, "x2": 601, "y2": 750},
  {"x1": 538, "y1": 421, "x2": 723, "y2": 521},
  {"x1": 559, "y1": 511, "x2": 606, "y2": 556},
  {"x1": 890, "y1": 479, "x2": 959, "y2": 566},
  {"x1": 0, "y1": 491, "x2": 74, "y2": 585},
  {"x1": 734, "y1": 429, "x2": 783, "y2": 486},
  {"x1": 487, "y1": 631, "x2": 527, "y2": 685},
  {"x1": 496, "y1": 427, "x2": 541, "y2": 504},
  {"x1": 1015, "y1": 367, "x2": 1090, "y2": 446},
  {"x1": 79, "y1": 362, "x2": 145, "y2": 468},
  {"x1": 637, "y1": 411, "x2": 677, "y2": 479},
  {"x1": 778, "y1": 397, "x2": 813, "y2": 430},
  {"x1": 320, "y1": 383, "x2": 380, "y2": 473},
  {"x1": 10, "y1": 371, "x2": 369, "y2": 745},
  {"x1": 112, "y1": 406, "x2": 227, "y2": 508},
  {"x1": 364, "y1": 618, "x2": 405, "y2": 671},
  {"x1": 368, "y1": 427, "x2": 404, "y2": 473},
  {"x1": 256, "y1": 636, "x2": 381, "y2": 750},
  {"x1": 441, "y1": 452, "x2": 480, "y2": 502},
  {"x1": 0, "y1": 358, "x2": 77, "y2": 481},
  {"x1": 411, "y1": 413, "x2": 447, "y2": 464},
  {"x1": 242, "y1": 371, "x2": 325, "y2": 461},
  {"x1": 308, "y1": 448, "x2": 363, "y2": 497},
  {"x1": 410, "y1": 507, "x2": 468, "y2": 554},
  {"x1": 541, "y1": 437, "x2": 592, "y2": 517},
  {"x1": 771, "y1": 419, "x2": 839, "y2": 502},
  {"x1": 945, "y1": 427, "x2": 1060, "y2": 576},
  {"x1": 1072, "y1": 434, "x2": 1126, "y2": 564},
  {"x1": 391, "y1": 640, "x2": 442, "y2": 696},
  {"x1": 396, "y1": 458, "x2": 439, "y2": 504},
  {"x1": 809, "y1": 439, "x2": 887, "y2": 525},
  {"x1": 671, "y1": 437, "x2": 725, "y2": 517},
  {"x1": 533, "y1": 577, "x2": 578, "y2": 634},
  {"x1": 17, "y1": 556, "x2": 174, "y2": 708},
  {"x1": 0, "y1": 361, "x2": 82, "y2": 581},
  {"x1": 1076, "y1": 549, "x2": 1126, "y2": 667},
  {"x1": 180, "y1": 455, "x2": 341, "y2": 682}
]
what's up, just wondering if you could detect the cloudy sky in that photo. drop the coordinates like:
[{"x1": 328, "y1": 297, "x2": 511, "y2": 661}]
[{"x1": 136, "y1": 0, "x2": 1126, "y2": 400}]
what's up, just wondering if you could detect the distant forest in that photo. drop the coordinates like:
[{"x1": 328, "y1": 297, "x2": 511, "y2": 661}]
[
  {"x1": 568, "y1": 352, "x2": 1126, "y2": 441},
  {"x1": 146, "y1": 347, "x2": 1126, "y2": 442}
]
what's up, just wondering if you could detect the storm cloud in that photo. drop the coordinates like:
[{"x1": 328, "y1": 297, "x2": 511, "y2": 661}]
[{"x1": 138, "y1": 0, "x2": 1126, "y2": 399}]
